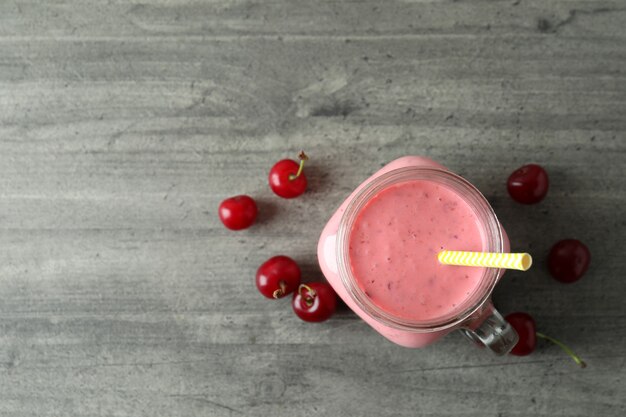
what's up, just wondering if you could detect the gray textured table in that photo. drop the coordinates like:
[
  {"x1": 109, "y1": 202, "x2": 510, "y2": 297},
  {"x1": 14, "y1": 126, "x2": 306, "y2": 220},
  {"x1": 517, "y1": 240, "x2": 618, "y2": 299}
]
[{"x1": 1, "y1": 1, "x2": 625, "y2": 416}]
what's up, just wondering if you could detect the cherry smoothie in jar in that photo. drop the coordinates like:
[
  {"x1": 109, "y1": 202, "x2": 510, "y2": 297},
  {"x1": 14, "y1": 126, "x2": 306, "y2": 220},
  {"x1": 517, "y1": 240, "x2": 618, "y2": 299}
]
[{"x1": 317, "y1": 156, "x2": 518, "y2": 354}]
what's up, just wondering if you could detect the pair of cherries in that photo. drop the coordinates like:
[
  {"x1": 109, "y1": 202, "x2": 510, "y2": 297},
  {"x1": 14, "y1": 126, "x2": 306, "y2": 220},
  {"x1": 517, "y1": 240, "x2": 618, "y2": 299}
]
[
  {"x1": 507, "y1": 164, "x2": 592, "y2": 282},
  {"x1": 218, "y1": 152, "x2": 338, "y2": 322},
  {"x1": 508, "y1": 164, "x2": 591, "y2": 283},
  {"x1": 256, "y1": 256, "x2": 337, "y2": 323},
  {"x1": 218, "y1": 152, "x2": 309, "y2": 231},
  {"x1": 506, "y1": 239, "x2": 589, "y2": 366},
  {"x1": 505, "y1": 164, "x2": 589, "y2": 366}
]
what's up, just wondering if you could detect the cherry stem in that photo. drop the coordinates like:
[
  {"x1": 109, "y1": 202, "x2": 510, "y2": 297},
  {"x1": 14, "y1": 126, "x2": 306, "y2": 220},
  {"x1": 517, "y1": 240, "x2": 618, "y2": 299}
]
[
  {"x1": 536, "y1": 332, "x2": 587, "y2": 368},
  {"x1": 289, "y1": 151, "x2": 308, "y2": 181},
  {"x1": 298, "y1": 283, "x2": 316, "y2": 307},
  {"x1": 272, "y1": 281, "x2": 287, "y2": 299}
]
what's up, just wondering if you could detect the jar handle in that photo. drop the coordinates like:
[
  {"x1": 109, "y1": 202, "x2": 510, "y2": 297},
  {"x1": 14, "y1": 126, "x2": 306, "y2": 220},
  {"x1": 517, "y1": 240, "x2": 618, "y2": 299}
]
[{"x1": 459, "y1": 302, "x2": 518, "y2": 355}]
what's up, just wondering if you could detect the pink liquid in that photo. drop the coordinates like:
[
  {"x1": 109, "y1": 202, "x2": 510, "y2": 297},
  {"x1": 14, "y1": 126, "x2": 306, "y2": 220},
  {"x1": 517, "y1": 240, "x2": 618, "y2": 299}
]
[{"x1": 348, "y1": 180, "x2": 486, "y2": 322}]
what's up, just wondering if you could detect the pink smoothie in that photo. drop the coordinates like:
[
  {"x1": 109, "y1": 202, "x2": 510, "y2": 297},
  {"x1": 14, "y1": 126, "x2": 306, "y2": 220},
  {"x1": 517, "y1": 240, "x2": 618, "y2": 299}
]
[{"x1": 348, "y1": 179, "x2": 486, "y2": 322}]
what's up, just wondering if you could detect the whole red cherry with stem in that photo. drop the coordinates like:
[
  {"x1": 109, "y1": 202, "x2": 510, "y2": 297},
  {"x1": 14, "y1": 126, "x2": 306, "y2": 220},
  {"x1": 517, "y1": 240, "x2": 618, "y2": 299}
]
[
  {"x1": 548, "y1": 239, "x2": 591, "y2": 283},
  {"x1": 507, "y1": 164, "x2": 549, "y2": 204},
  {"x1": 255, "y1": 256, "x2": 301, "y2": 299},
  {"x1": 292, "y1": 282, "x2": 337, "y2": 322},
  {"x1": 269, "y1": 151, "x2": 309, "y2": 198},
  {"x1": 218, "y1": 195, "x2": 258, "y2": 230},
  {"x1": 505, "y1": 312, "x2": 586, "y2": 368}
]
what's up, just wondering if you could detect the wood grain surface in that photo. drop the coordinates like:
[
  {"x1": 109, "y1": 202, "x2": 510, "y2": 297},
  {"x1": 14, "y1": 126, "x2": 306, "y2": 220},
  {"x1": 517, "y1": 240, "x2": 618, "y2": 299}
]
[{"x1": 1, "y1": 1, "x2": 625, "y2": 416}]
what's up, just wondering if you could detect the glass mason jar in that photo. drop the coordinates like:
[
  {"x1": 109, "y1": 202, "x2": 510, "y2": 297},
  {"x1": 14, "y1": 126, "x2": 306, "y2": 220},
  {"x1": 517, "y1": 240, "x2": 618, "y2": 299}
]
[{"x1": 317, "y1": 156, "x2": 518, "y2": 355}]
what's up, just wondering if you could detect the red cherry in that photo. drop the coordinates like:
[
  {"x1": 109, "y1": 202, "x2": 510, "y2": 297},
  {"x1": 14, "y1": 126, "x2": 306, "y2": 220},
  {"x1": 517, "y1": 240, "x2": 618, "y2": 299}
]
[
  {"x1": 269, "y1": 151, "x2": 308, "y2": 198},
  {"x1": 255, "y1": 256, "x2": 301, "y2": 299},
  {"x1": 218, "y1": 195, "x2": 258, "y2": 230},
  {"x1": 505, "y1": 312, "x2": 537, "y2": 356},
  {"x1": 506, "y1": 312, "x2": 586, "y2": 367},
  {"x1": 548, "y1": 239, "x2": 591, "y2": 283},
  {"x1": 292, "y1": 282, "x2": 337, "y2": 322},
  {"x1": 507, "y1": 164, "x2": 549, "y2": 204}
]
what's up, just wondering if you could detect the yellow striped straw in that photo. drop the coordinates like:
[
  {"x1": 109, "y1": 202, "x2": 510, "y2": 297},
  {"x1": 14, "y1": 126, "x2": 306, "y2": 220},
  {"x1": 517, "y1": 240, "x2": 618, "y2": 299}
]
[{"x1": 438, "y1": 250, "x2": 533, "y2": 271}]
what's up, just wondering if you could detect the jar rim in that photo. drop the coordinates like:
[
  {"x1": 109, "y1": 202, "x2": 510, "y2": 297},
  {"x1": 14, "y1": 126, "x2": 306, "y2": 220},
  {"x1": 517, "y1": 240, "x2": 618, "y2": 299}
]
[{"x1": 336, "y1": 167, "x2": 503, "y2": 332}]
